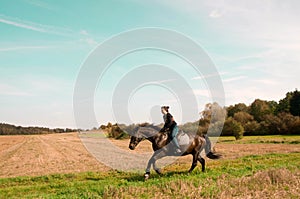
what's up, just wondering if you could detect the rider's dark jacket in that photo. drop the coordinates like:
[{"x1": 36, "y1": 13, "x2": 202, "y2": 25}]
[{"x1": 161, "y1": 113, "x2": 177, "y2": 132}]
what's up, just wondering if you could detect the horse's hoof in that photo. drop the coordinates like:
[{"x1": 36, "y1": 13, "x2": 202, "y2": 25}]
[
  {"x1": 144, "y1": 173, "x2": 150, "y2": 181},
  {"x1": 155, "y1": 169, "x2": 162, "y2": 175}
]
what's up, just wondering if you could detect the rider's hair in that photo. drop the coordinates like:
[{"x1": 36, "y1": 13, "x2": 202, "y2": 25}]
[{"x1": 161, "y1": 106, "x2": 169, "y2": 112}]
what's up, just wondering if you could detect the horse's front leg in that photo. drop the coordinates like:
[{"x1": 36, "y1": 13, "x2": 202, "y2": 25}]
[
  {"x1": 153, "y1": 159, "x2": 163, "y2": 175},
  {"x1": 144, "y1": 160, "x2": 152, "y2": 180},
  {"x1": 144, "y1": 150, "x2": 166, "y2": 180}
]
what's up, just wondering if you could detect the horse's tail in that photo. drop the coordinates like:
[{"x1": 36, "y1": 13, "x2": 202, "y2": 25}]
[{"x1": 204, "y1": 135, "x2": 221, "y2": 159}]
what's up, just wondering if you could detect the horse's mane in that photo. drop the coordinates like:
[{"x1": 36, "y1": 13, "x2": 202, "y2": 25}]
[
  {"x1": 138, "y1": 123, "x2": 161, "y2": 131},
  {"x1": 130, "y1": 123, "x2": 162, "y2": 138}
]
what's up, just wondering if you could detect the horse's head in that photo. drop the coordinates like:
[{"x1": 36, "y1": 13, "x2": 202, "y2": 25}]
[
  {"x1": 129, "y1": 135, "x2": 144, "y2": 150},
  {"x1": 128, "y1": 124, "x2": 160, "y2": 150},
  {"x1": 129, "y1": 126, "x2": 144, "y2": 150}
]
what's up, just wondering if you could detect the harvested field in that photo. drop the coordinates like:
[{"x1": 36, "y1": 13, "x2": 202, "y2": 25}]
[
  {"x1": 0, "y1": 132, "x2": 299, "y2": 178},
  {"x1": 0, "y1": 133, "x2": 109, "y2": 178}
]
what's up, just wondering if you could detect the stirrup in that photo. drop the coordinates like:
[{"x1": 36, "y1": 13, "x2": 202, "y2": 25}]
[{"x1": 175, "y1": 148, "x2": 182, "y2": 153}]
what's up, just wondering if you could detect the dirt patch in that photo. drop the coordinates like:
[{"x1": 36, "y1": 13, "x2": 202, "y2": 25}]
[
  {"x1": 0, "y1": 133, "x2": 300, "y2": 178},
  {"x1": 0, "y1": 133, "x2": 109, "y2": 178}
]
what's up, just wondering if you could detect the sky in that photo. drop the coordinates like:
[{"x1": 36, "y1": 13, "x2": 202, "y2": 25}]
[{"x1": 0, "y1": 0, "x2": 299, "y2": 128}]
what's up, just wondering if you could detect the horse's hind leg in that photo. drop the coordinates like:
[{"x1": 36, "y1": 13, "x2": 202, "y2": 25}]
[
  {"x1": 189, "y1": 153, "x2": 198, "y2": 173},
  {"x1": 198, "y1": 155, "x2": 205, "y2": 172}
]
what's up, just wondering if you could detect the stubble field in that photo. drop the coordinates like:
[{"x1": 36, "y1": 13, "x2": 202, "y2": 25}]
[{"x1": 0, "y1": 132, "x2": 299, "y2": 198}]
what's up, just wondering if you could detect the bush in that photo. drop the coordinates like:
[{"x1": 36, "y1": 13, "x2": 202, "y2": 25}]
[
  {"x1": 244, "y1": 121, "x2": 260, "y2": 135},
  {"x1": 222, "y1": 117, "x2": 244, "y2": 140},
  {"x1": 207, "y1": 121, "x2": 224, "y2": 137}
]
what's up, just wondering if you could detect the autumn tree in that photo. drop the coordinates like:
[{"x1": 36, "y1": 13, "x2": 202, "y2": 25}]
[
  {"x1": 227, "y1": 103, "x2": 249, "y2": 117},
  {"x1": 222, "y1": 117, "x2": 244, "y2": 140},
  {"x1": 198, "y1": 102, "x2": 226, "y2": 136},
  {"x1": 233, "y1": 111, "x2": 254, "y2": 125},
  {"x1": 249, "y1": 99, "x2": 272, "y2": 122}
]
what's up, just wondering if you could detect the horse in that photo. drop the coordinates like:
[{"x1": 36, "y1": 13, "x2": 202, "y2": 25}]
[{"x1": 128, "y1": 124, "x2": 221, "y2": 180}]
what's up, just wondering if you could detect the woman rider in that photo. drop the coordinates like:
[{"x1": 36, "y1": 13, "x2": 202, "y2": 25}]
[{"x1": 160, "y1": 106, "x2": 181, "y2": 154}]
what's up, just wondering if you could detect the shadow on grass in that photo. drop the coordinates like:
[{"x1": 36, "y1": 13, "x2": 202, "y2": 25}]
[{"x1": 123, "y1": 170, "x2": 194, "y2": 182}]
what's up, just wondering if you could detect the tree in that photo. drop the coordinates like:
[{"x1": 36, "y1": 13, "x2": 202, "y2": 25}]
[
  {"x1": 233, "y1": 111, "x2": 254, "y2": 125},
  {"x1": 198, "y1": 102, "x2": 226, "y2": 136},
  {"x1": 276, "y1": 91, "x2": 293, "y2": 114},
  {"x1": 197, "y1": 118, "x2": 209, "y2": 136},
  {"x1": 227, "y1": 103, "x2": 249, "y2": 117},
  {"x1": 207, "y1": 121, "x2": 224, "y2": 137},
  {"x1": 244, "y1": 121, "x2": 260, "y2": 135},
  {"x1": 267, "y1": 100, "x2": 278, "y2": 115},
  {"x1": 180, "y1": 121, "x2": 198, "y2": 134},
  {"x1": 233, "y1": 111, "x2": 258, "y2": 135},
  {"x1": 222, "y1": 117, "x2": 244, "y2": 140},
  {"x1": 289, "y1": 116, "x2": 300, "y2": 134},
  {"x1": 249, "y1": 99, "x2": 272, "y2": 122},
  {"x1": 200, "y1": 102, "x2": 226, "y2": 123},
  {"x1": 277, "y1": 112, "x2": 300, "y2": 134},
  {"x1": 263, "y1": 114, "x2": 281, "y2": 134},
  {"x1": 290, "y1": 89, "x2": 300, "y2": 116}
]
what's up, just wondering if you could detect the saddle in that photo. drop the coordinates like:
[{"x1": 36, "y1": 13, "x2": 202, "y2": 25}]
[
  {"x1": 177, "y1": 130, "x2": 189, "y2": 145},
  {"x1": 161, "y1": 129, "x2": 189, "y2": 146}
]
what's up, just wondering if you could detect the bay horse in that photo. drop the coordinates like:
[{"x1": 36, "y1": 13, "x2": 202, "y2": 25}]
[{"x1": 128, "y1": 124, "x2": 221, "y2": 180}]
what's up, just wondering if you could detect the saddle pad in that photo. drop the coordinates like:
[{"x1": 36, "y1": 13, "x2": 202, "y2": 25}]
[{"x1": 178, "y1": 133, "x2": 189, "y2": 145}]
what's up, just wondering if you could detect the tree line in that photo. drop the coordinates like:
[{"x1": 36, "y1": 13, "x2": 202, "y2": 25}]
[
  {"x1": 196, "y1": 89, "x2": 300, "y2": 139},
  {"x1": 98, "y1": 89, "x2": 300, "y2": 140},
  {"x1": 0, "y1": 123, "x2": 77, "y2": 135},
  {"x1": 2, "y1": 90, "x2": 298, "y2": 137}
]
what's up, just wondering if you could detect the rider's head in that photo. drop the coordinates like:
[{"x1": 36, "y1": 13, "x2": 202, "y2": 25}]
[{"x1": 161, "y1": 106, "x2": 169, "y2": 114}]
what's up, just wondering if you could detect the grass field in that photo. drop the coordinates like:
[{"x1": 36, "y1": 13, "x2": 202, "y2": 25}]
[
  {"x1": 0, "y1": 153, "x2": 299, "y2": 198},
  {"x1": 216, "y1": 135, "x2": 300, "y2": 144},
  {"x1": 0, "y1": 133, "x2": 299, "y2": 198}
]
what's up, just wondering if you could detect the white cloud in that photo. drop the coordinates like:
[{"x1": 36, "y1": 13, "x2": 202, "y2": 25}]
[
  {"x1": 85, "y1": 38, "x2": 97, "y2": 45},
  {"x1": 79, "y1": 30, "x2": 98, "y2": 46},
  {"x1": 209, "y1": 9, "x2": 223, "y2": 18},
  {"x1": 0, "y1": 45, "x2": 54, "y2": 52},
  {"x1": 0, "y1": 84, "x2": 33, "y2": 96},
  {"x1": 0, "y1": 17, "x2": 46, "y2": 33},
  {"x1": 80, "y1": 38, "x2": 98, "y2": 46},
  {"x1": 253, "y1": 79, "x2": 279, "y2": 85},
  {"x1": 159, "y1": 0, "x2": 300, "y2": 105},
  {"x1": 80, "y1": 30, "x2": 89, "y2": 36},
  {"x1": 192, "y1": 71, "x2": 228, "y2": 80},
  {"x1": 0, "y1": 14, "x2": 74, "y2": 36},
  {"x1": 0, "y1": 15, "x2": 99, "y2": 48},
  {"x1": 24, "y1": 0, "x2": 56, "y2": 10},
  {"x1": 149, "y1": 78, "x2": 177, "y2": 84},
  {"x1": 192, "y1": 89, "x2": 210, "y2": 98},
  {"x1": 223, "y1": 76, "x2": 246, "y2": 83}
]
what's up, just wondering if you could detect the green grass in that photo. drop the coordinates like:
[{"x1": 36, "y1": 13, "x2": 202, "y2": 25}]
[
  {"x1": 215, "y1": 135, "x2": 300, "y2": 144},
  {"x1": 0, "y1": 152, "x2": 299, "y2": 198}
]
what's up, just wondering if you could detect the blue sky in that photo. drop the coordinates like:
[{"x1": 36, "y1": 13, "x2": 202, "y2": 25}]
[{"x1": 1, "y1": 0, "x2": 299, "y2": 128}]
